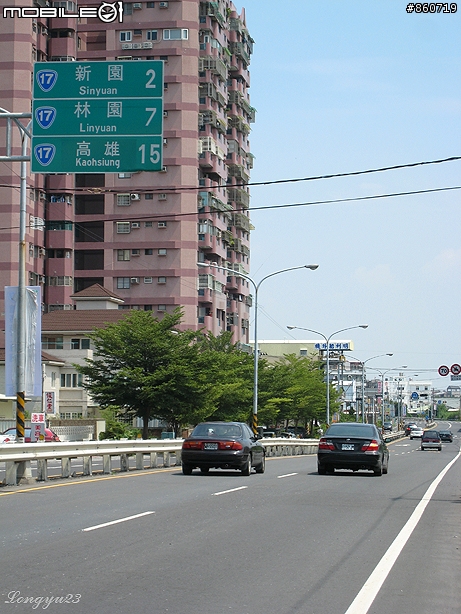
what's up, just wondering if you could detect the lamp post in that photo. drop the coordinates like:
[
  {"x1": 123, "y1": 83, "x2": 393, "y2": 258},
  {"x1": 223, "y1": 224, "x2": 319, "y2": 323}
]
[
  {"x1": 359, "y1": 354, "x2": 393, "y2": 423},
  {"x1": 198, "y1": 262, "x2": 319, "y2": 433},
  {"x1": 286, "y1": 325, "x2": 368, "y2": 426},
  {"x1": 371, "y1": 366, "x2": 407, "y2": 427}
]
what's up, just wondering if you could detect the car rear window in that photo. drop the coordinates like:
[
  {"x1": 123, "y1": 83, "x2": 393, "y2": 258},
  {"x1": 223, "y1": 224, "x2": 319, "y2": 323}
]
[
  {"x1": 423, "y1": 431, "x2": 439, "y2": 438},
  {"x1": 191, "y1": 423, "x2": 242, "y2": 438},
  {"x1": 325, "y1": 424, "x2": 376, "y2": 438}
]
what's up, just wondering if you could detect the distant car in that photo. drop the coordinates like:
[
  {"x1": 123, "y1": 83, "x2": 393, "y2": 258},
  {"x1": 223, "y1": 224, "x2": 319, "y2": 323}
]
[
  {"x1": 317, "y1": 422, "x2": 389, "y2": 476},
  {"x1": 0, "y1": 427, "x2": 60, "y2": 444},
  {"x1": 262, "y1": 431, "x2": 276, "y2": 438},
  {"x1": 382, "y1": 422, "x2": 393, "y2": 432},
  {"x1": 404, "y1": 422, "x2": 418, "y2": 436},
  {"x1": 421, "y1": 430, "x2": 442, "y2": 451},
  {"x1": 438, "y1": 430, "x2": 453, "y2": 443},
  {"x1": 409, "y1": 425, "x2": 424, "y2": 439},
  {"x1": 181, "y1": 421, "x2": 265, "y2": 475}
]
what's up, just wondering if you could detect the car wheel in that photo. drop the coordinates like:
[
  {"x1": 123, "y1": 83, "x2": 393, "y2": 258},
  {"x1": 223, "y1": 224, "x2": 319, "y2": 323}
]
[
  {"x1": 383, "y1": 457, "x2": 389, "y2": 475},
  {"x1": 255, "y1": 455, "x2": 265, "y2": 474},
  {"x1": 318, "y1": 464, "x2": 326, "y2": 475},
  {"x1": 241, "y1": 456, "x2": 251, "y2": 476},
  {"x1": 421, "y1": 447, "x2": 424, "y2": 451},
  {"x1": 438, "y1": 447, "x2": 442, "y2": 451},
  {"x1": 200, "y1": 467, "x2": 209, "y2": 474},
  {"x1": 373, "y1": 463, "x2": 383, "y2": 476},
  {"x1": 182, "y1": 462, "x2": 193, "y2": 475}
]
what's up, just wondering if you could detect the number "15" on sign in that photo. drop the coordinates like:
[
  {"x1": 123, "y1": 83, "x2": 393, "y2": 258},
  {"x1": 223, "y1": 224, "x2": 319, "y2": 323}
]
[{"x1": 138, "y1": 143, "x2": 160, "y2": 165}]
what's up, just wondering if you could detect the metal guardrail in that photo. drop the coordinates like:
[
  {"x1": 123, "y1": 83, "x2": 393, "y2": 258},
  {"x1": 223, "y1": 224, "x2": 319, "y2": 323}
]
[{"x1": 0, "y1": 438, "x2": 320, "y2": 486}]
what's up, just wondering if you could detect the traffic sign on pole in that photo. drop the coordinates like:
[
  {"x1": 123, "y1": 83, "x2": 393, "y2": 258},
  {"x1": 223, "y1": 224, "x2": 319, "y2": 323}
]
[
  {"x1": 438, "y1": 365, "x2": 449, "y2": 376},
  {"x1": 31, "y1": 60, "x2": 163, "y2": 173},
  {"x1": 450, "y1": 363, "x2": 461, "y2": 375}
]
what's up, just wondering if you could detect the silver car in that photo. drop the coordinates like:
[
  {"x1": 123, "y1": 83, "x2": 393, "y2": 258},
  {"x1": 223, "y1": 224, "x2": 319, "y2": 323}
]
[{"x1": 409, "y1": 425, "x2": 424, "y2": 439}]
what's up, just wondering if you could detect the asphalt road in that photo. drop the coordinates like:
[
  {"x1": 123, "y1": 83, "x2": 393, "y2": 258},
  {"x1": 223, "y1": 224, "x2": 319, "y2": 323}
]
[{"x1": 0, "y1": 421, "x2": 459, "y2": 614}]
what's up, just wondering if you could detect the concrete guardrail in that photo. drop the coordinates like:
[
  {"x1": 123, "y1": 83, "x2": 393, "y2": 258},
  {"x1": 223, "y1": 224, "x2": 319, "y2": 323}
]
[{"x1": 0, "y1": 438, "x2": 320, "y2": 486}]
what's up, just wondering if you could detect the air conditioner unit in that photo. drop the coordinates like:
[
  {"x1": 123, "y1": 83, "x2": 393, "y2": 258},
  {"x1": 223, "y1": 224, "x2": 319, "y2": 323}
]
[
  {"x1": 131, "y1": 277, "x2": 140, "y2": 284},
  {"x1": 117, "y1": 56, "x2": 133, "y2": 61},
  {"x1": 39, "y1": 248, "x2": 46, "y2": 256},
  {"x1": 163, "y1": 138, "x2": 168, "y2": 145},
  {"x1": 121, "y1": 43, "x2": 133, "y2": 50},
  {"x1": 132, "y1": 43, "x2": 142, "y2": 49},
  {"x1": 158, "y1": 193, "x2": 167, "y2": 201},
  {"x1": 133, "y1": 2, "x2": 142, "y2": 8},
  {"x1": 131, "y1": 222, "x2": 141, "y2": 228},
  {"x1": 159, "y1": 1, "x2": 169, "y2": 7},
  {"x1": 142, "y1": 42, "x2": 153, "y2": 48},
  {"x1": 130, "y1": 193, "x2": 140, "y2": 200},
  {"x1": 160, "y1": 166, "x2": 167, "y2": 173}
]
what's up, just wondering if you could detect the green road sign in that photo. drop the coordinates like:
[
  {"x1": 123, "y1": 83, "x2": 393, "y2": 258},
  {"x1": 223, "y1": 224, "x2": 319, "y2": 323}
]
[
  {"x1": 31, "y1": 60, "x2": 163, "y2": 173},
  {"x1": 33, "y1": 98, "x2": 162, "y2": 137},
  {"x1": 32, "y1": 136, "x2": 163, "y2": 174}
]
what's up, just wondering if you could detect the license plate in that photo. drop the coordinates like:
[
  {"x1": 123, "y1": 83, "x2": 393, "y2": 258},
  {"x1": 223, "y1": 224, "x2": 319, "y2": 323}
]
[
  {"x1": 342, "y1": 444, "x2": 354, "y2": 451},
  {"x1": 204, "y1": 442, "x2": 218, "y2": 450}
]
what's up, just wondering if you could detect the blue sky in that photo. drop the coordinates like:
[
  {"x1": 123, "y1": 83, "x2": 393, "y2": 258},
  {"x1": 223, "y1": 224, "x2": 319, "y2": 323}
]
[{"x1": 240, "y1": 1, "x2": 460, "y2": 385}]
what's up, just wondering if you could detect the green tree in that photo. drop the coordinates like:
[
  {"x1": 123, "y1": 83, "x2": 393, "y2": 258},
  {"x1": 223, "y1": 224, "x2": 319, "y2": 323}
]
[
  {"x1": 195, "y1": 330, "x2": 254, "y2": 422},
  {"x1": 76, "y1": 309, "x2": 211, "y2": 438}
]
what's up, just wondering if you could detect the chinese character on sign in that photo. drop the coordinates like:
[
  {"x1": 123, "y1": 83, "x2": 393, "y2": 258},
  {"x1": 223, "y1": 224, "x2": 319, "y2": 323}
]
[
  {"x1": 31, "y1": 412, "x2": 45, "y2": 423},
  {"x1": 77, "y1": 141, "x2": 91, "y2": 156},
  {"x1": 107, "y1": 101, "x2": 122, "y2": 118},
  {"x1": 104, "y1": 141, "x2": 120, "y2": 156},
  {"x1": 45, "y1": 391, "x2": 55, "y2": 414},
  {"x1": 74, "y1": 101, "x2": 91, "y2": 118},
  {"x1": 108, "y1": 64, "x2": 123, "y2": 81},
  {"x1": 75, "y1": 65, "x2": 92, "y2": 82}
]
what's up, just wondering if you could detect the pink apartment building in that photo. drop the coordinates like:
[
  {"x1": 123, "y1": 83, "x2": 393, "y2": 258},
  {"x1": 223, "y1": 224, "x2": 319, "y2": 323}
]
[{"x1": 0, "y1": 0, "x2": 254, "y2": 345}]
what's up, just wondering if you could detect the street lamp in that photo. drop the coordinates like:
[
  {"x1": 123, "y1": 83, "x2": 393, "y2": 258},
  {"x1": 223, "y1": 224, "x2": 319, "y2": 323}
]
[
  {"x1": 198, "y1": 262, "x2": 319, "y2": 433},
  {"x1": 359, "y1": 354, "x2": 393, "y2": 423},
  {"x1": 286, "y1": 324, "x2": 368, "y2": 426},
  {"x1": 370, "y1": 366, "x2": 407, "y2": 427}
]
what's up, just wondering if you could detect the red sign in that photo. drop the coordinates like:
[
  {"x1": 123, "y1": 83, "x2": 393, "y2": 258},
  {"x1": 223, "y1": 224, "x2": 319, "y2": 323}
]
[
  {"x1": 451, "y1": 363, "x2": 461, "y2": 375},
  {"x1": 438, "y1": 365, "x2": 449, "y2": 376}
]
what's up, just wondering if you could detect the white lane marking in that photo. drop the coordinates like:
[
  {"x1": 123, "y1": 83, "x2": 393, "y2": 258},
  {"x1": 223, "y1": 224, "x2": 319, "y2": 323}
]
[
  {"x1": 277, "y1": 473, "x2": 298, "y2": 479},
  {"x1": 82, "y1": 511, "x2": 154, "y2": 532},
  {"x1": 345, "y1": 450, "x2": 461, "y2": 614},
  {"x1": 212, "y1": 486, "x2": 248, "y2": 496}
]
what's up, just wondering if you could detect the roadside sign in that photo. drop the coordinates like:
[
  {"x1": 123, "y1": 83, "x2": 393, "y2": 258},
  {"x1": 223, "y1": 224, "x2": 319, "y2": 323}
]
[
  {"x1": 451, "y1": 374, "x2": 461, "y2": 381},
  {"x1": 411, "y1": 392, "x2": 419, "y2": 400},
  {"x1": 31, "y1": 60, "x2": 163, "y2": 173},
  {"x1": 438, "y1": 365, "x2": 449, "y2": 376},
  {"x1": 450, "y1": 363, "x2": 461, "y2": 375}
]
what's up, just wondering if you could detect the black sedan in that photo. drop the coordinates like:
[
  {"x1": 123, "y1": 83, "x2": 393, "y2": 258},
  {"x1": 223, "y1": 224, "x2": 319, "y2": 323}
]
[
  {"x1": 438, "y1": 430, "x2": 453, "y2": 443},
  {"x1": 317, "y1": 422, "x2": 389, "y2": 476},
  {"x1": 181, "y1": 421, "x2": 265, "y2": 476}
]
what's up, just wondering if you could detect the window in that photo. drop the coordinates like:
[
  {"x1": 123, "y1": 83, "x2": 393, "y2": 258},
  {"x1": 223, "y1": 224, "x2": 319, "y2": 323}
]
[
  {"x1": 158, "y1": 248, "x2": 167, "y2": 256},
  {"x1": 116, "y1": 222, "x2": 131, "y2": 234},
  {"x1": 48, "y1": 276, "x2": 72, "y2": 286},
  {"x1": 117, "y1": 249, "x2": 130, "y2": 261},
  {"x1": 42, "y1": 337, "x2": 63, "y2": 350},
  {"x1": 81, "y1": 339, "x2": 90, "y2": 349},
  {"x1": 131, "y1": 249, "x2": 140, "y2": 256},
  {"x1": 117, "y1": 277, "x2": 131, "y2": 289},
  {"x1": 120, "y1": 31, "x2": 132, "y2": 42},
  {"x1": 158, "y1": 304, "x2": 166, "y2": 311},
  {"x1": 147, "y1": 1, "x2": 155, "y2": 6},
  {"x1": 145, "y1": 249, "x2": 153, "y2": 255},
  {"x1": 145, "y1": 193, "x2": 154, "y2": 200},
  {"x1": 145, "y1": 221, "x2": 153, "y2": 227},
  {"x1": 60, "y1": 373, "x2": 83, "y2": 388},
  {"x1": 163, "y1": 29, "x2": 188, "y2": 41},
  {"x1": 134, "y1": 29, "x2": 142, "y2": 36},
  {"x1": 144, "y1": 277, "x2": 153, "y2": 283},
  {"x1": 158, "y1": 277, "x2": 166, "y2": 284},
  {"x1": 146, "y1": 30, "x2": 158, "y2": 41},
  {"x1": 117, "y1": 193, "x2": 131, "y2": 206}
]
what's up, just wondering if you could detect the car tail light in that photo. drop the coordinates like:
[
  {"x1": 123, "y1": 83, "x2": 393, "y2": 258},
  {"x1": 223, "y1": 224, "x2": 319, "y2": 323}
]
[
  {"x1": 319, "y1": 438, "x2": 335, "y2": 451},
  {"x1": 218, "y1": 440, "x2": 243, "y2": 450},
  {"x1": 361, "y1": 439, "x2": 379, "y2": 451},
  {"x1": 182, "y1": 440, "x2": 202, "y2": 450}
]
